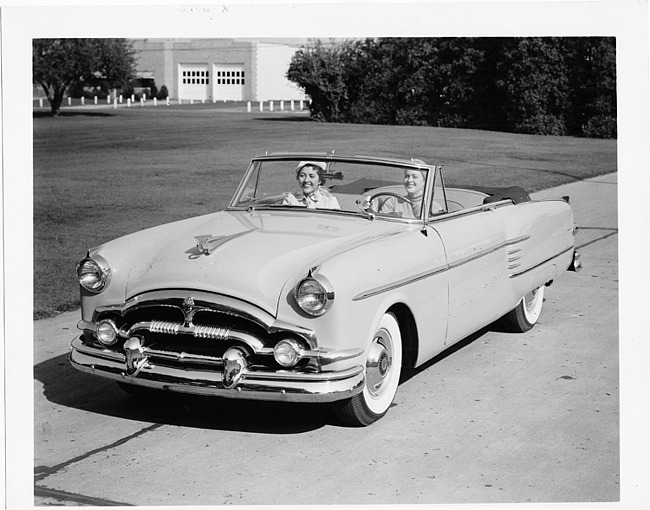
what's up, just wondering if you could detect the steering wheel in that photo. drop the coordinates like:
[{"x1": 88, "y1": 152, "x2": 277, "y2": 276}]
[{"x1": 367, "y1": 191, "x2": 412, "y2": 205}]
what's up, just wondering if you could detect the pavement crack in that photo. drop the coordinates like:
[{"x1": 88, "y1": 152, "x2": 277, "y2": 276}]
[
  {"x1": 34, "y1": 486, "x2": 132, "y2": 506},
  {"x1": 576, "y1": 228, "x2": 618, "y2": 250},
  {"x1": 34, "y1": 422, "x2": 164, "y2": 482}
]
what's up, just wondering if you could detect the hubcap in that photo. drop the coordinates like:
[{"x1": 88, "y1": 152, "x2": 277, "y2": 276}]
[
  {"x1": 524, "y1": 289, "x2": 538, "y2": 313},
  {"x1": 366, "y1": 329, "x2": 393, "y2": 398}
]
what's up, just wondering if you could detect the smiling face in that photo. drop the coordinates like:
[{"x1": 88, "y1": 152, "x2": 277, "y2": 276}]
[
  {"x1": 404, "y1": 169, "x2": 426, "y2": 198},
  {"x1": 297, "y1": 165, "x2": 322, "y2": 196}
]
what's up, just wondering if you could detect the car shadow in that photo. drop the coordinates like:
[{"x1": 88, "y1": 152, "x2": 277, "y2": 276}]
[
  {"x1": 35, "y1": 324, "x2": 508, "y2": 432},
  {"x1": 34, "y1": 353, "x2": 336, "y2": 434},
  {"x1": 400, "y1": 326, "x2": 492, "y2": 384},
  {"x1": 33, "y1": 111, "x2": 115, "y2": 118}
]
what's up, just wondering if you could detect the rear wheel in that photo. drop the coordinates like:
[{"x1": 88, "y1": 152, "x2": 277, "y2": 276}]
[
  {"x1": 502, "y1": 285, "x2": 545, "y2": 332},
  {"x1": 334, "y1": 312, "x2": 403, "y2": 426}
]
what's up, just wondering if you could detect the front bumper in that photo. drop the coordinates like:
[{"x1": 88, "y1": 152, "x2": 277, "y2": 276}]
[{"x1": 69, "y1": 336, "x2": 365, "y2": 403}]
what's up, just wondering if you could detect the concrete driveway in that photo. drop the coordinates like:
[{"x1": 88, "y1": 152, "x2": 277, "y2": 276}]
[{"x1": 27, "y1": 173, "x2": 620, "y2": 506}]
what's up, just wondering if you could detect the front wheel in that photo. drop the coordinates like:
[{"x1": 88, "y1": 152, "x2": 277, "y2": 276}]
[
  {"x1": 334, "y1": 312, "x2": 403, "y2": 426},
  {"x1": 501, "y1": 285, "x2": 545, "y2": 332}
]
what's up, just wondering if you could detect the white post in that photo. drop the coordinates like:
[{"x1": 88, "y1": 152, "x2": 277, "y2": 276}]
[
  {"x1": 127, "y1": 98, "x2": 131, "y2": 108},
  {"x1": 166, "y1": 97, "x2": 170, "y2": 106},
  {"x1": 190, "y1": 99, "x2": 194, "y2": 105},
  {"x1": 291, "y1": 100, "x2": 295, "y2": 111},
  {"x1": 81, "y1": 97, "x2": 85, "y2": 105},
  {"x1": 280, "y1": 100, "x2": 284, "y2": 111},
  {"x1": 140, "y1": 98, "x2": 144, "y2": 107},
  {"x1": 131, "y1": 94, "x2": 135, "y2": 102},
  {"x1": 94, "y1": 96, "x2": 98, "y2": 105},
  {"x1": 68, "y1": 97, "x2": 72, "y2": 106},
  {"x1": 119, "y1": 95, "x2": 123, "y2": 103},
  {"x1": 154, "y1": 97, "x2": 158, "y2": 106},
  {"x1": 300, "y1": 99, "x2": 304, "y2": 110},
  {"x1": 107, "y1": 95, "x2": 110, "y2": 105},
  {"x1": 247, "y1": 101, "x2": 251, "y2": 112},
  {"x1": 39, "y1": 98, "x2": 43, "y2": 108},
  {"x1": 143, "y1": 93, "x2": 147, "y2": 102},
  {"x1": 202, "y1": 99, "x2": 205, "y2": 104},
  {"x1": 259, "y1": 101, "x2": 263, "y2": 112},
  {"x1": 113, "y1": 98, "x2": 117, "y2": 109},
  {"x1": 270, "y1": 101, "x2": 274, "y2": 112}
]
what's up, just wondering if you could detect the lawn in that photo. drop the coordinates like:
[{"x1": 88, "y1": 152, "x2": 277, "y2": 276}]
[{"x1": 33, "y1": 104, "x2": 617, "y2": 319}]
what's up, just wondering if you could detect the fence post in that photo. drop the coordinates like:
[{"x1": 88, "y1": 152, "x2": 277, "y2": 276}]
[
  {"x1": 39, "y1": 98, "x2": 43, "y2": 108},
  {"x1": 299, "y1": 99, "x2": 304, "y2": 110},
  {"x1": 153, "y1": 97, "x2": 157, "y2": 106},
  {"x1": 270, "y1": 101, "x2": 274, "y2": 112},
  {"x1": 166, "y1": 97, "x2": 170, "y2": 106},
  {"x1": 67, "y1": 97, "x2": 72, "y2": 106},
  {"x1": 247, "y1": 101, "x2": 251, "y2": 112},
  {"x1": 113, "y1": 98, "x2": 117, "y2": 109},
  {"x1": 259, "y1": 101, "x2": 263, "y2": 112},
  {"x1": 119, "y1": 95, "x2": 123, "y2": 103}
]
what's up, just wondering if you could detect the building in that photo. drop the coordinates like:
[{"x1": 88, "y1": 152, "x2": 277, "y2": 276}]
[{"x1": 131, "y1": 38, "x2": 307, "y2": 102}]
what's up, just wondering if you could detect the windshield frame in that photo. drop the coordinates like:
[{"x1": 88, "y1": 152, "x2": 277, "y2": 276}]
[{"x1": 228, "y1": 153, "x2": 443, "y2": 223}]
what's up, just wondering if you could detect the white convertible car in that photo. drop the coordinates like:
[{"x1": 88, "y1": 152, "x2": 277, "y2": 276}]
[{"x1": 71, "y1": 153, "x2": 581, "y2": 426}]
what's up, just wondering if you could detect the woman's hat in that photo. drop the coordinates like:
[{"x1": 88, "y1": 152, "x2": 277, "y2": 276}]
[{"x1": 296, "y1": 161, "x2": 327, "y2": 172}]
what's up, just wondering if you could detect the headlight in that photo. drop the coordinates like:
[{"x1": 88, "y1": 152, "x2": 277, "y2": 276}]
[
  {"x1": 96, "y1": 319, "x2": 118, "y2": 346},
  {"x1": 274, "y1": 339, "x2": 304, "y2": 367},
  {"x1": 294, "y1": 276, "x2": 334, "y2": 316},
  {"x1": 76, "y1": 254, "x2": 111, "y2": 293}
]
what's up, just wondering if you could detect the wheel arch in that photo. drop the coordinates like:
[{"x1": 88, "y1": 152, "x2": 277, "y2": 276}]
[{"x1": 387, "y1": 302, "x2": 419, "y2": 369}]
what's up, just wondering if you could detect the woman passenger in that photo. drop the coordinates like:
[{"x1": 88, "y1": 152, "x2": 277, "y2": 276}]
[{"x1": 283, "y1": 161, "x2": 341, "y2": 210}]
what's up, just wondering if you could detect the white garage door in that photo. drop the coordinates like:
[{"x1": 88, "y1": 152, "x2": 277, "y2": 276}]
[
  {"x1": 213, "y1": 65, "x2": 244, "y2": 101},
  {"x1": 179, "y1": 64, "x2": 210, "y2": 101}
]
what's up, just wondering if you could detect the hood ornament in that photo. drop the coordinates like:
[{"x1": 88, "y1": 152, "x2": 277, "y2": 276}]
[
  {"x1": 182, "y1": 296, "x2": 196, "y2": 325},
  {"x1": 195, "y1": 235, "x2": 223, "y2": 255}
]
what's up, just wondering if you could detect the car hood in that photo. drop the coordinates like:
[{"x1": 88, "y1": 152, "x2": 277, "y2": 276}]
[{"x1": 120, "y1": 210, "x2": 403, "y2": 315}]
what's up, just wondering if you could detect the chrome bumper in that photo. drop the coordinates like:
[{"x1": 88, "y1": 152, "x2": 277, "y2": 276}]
[{"x1": 69, "y1": 336, "x2": 365, "y2": 403}]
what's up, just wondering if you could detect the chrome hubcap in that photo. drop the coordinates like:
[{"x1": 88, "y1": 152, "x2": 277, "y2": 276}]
[{"x1": 366, "y1": 329, "x2": 392, "y2": 398}]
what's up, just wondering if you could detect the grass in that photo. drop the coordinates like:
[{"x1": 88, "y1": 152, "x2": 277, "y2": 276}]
[{"x1": 33, "y1": 103, "x2": 617, "y2": 319}]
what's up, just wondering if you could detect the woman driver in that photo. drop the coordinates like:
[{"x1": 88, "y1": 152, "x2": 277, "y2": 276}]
[
  {"x1": 377, "y1": 168, "x2": 426, "y2": 218},
  {"x1": 283, "y1": 161, "x2": 341, "y2": 210}
]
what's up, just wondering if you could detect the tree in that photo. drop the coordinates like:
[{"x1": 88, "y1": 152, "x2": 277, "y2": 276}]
[
  {"x1": 495, "y1": 38, "x2": 570, "y2": 135},
  {"x1": 287, "y1": 40, "x2": 356, "y2": 122},
  {"x1": 33, "y1": 39, "x2": 137, "y2": 116}
]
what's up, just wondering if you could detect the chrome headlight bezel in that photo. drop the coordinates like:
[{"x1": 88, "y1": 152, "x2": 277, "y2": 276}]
[
  {"x1": 294, "y1": 274, "x2": 335, "y2": 317},
  {"x1": 76, "y1": 254, "x2": 111, "y2": 293}
]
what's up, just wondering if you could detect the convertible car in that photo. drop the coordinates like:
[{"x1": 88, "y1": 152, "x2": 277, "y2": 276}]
[{"x1": 71, "y1": 153, "x2": 582, "y2": 426}]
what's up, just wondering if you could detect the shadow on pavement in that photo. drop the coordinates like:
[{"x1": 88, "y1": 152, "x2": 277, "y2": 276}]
[
  {"x1": 33, "y1": 111, "x2": 115, "y2": 118},
  {"x1": 34, "y1": 353, "x2": 335, "y2": 434}
]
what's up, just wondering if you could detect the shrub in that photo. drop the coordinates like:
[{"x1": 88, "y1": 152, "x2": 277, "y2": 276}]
[
  {"x1": 582, "y1": 115, "x2": 617, "y2": 139},
  {"x1": 157, "y1": 85, "x2": 169, "y2": 100}
]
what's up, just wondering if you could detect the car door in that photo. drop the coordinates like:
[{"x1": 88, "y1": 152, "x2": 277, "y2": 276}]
[{"x1": 429, "y1": 203, "x2": 514, "y2": 346}]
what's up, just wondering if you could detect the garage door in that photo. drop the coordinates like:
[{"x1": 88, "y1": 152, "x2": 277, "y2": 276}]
[
  {"x1": 213, "y1": 65, "x2": 244, "y2": 101},
  {"x1": 179, "y1": 64, "x2": 210, "y2": 101}
]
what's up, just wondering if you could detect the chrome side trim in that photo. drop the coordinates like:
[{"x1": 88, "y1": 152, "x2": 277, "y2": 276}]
[
  {"x1": 509, "y1": 246, "x2": 574, "y2": 278},
  {"x1": 447, "y1": 235, "x2": 530, "y2": 271},
  {"x1": 352, "y1": 266, "x2": 448, "y2": 301},
  {"x1": 352, "y1": 234, "x2": 530, "y2": 301}
]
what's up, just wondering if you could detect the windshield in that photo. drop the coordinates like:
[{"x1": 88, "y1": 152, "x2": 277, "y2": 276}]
[{"x1": 230, "y1": 158, "x2": 438, "y2": 220}]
